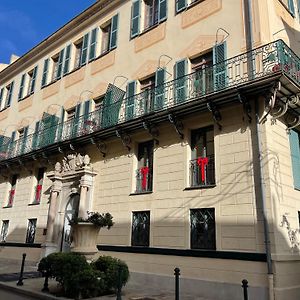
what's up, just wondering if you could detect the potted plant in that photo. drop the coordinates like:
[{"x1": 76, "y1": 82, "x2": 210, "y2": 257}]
[{"x1": 70, "y1": 211, "x2": 114, "y2": 257}]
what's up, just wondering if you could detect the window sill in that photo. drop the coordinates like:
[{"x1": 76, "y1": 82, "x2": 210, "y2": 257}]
[
  {"x1": 131, "y1": 20, "x2": 166, "y2": 40},
  {"x1": 129, "y1": 191, "x2": 153, "y2": 196},
  {"x1": 18, "y1": 93, "x2": 34, "y2": 102},
  {"x1": 28, "y1": 202, "x2": 40, "y2": 206},
  {"x1": 2, "y1": 205, "x2": 13, "y2": 209},
  {"x1": 184, "y1": 185, "x2": 216, "y2": 190},
  {"x1": 0, "y1": 107, "x2": 9, "y2": 113},
  {"x1": 176, "y1": 0, "x2": 205, "y2": 15},
  {"x1": 278, "y1": 0, "x2": 295, "y2": 17},
  {"x1": 41, "y1": 78, "x2": 59, "y2": 90}
]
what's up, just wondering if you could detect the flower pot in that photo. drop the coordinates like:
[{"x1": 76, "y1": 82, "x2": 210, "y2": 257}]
[{"x1": 71, "y1": 222, "x2": 100, "y2": 257}]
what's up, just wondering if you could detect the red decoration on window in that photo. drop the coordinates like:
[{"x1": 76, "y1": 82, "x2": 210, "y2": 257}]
[
  {"x1": 8, "y1": 189, "x2": 15, "y2": 206},
  {"x1": 140, "y1": 167, "x2": 149, "y2": 190},
  {"x1": 35, "y1": 184, "x2": 43, "y2": 203},
  {"x1": 197, "y1": 157, "x2": 209, "y2": 182}
]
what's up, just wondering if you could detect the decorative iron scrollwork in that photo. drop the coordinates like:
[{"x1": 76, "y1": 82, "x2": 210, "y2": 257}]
[
  {"x1": 116, "y1": 130, "x2": 131, "y2": 151},
  {"x1": 260, "y1": 81, "x2": 281, "y2": 124},
  {"x1": 285, "y1": 114, "x2": 300, "y2": 133},
  {"x1": 207, "y1": 102, "x2": 222, "y2": 130},
  {"x1": 96, "y1": 141, "x2": 108, "y2": 158},
  {"x1": 168, "y1": 114, "x2": 184, "y2": 139},
  {"x1": 143, "y1": 121, "x2": 159, "y2": 145},
  {"x1": 238, "y1": 94, "x2": 252, "y2": 123}
]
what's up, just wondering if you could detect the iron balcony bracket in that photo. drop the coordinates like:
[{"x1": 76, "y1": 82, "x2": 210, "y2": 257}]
[
  {"x1": 116, "y1": 129, "x2": 131, "y2": 152},
  {"x1": 207, "y1": 102, "x2": 222, "y2": 130},
  {"x1": 238, "y1": 94, "x2": 252, "y2": 123},
  {"x1": 168, "y1": 114, "x2": 184, "y2": 140},
  {"x1": 285, "y1": 114, "x2": 300, "y2": 133},
  {"x1": 96, "y1": 140, "x2": 108, "y2": 158},
  {"x1": 260, "y1": 80, "x2": 281, "y2": 124},
  {"x1": 143, "y1": 121, "x2": 159, "y2": 145}
]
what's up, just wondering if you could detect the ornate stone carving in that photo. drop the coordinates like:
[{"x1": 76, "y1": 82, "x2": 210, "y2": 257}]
[{"x1": 55, "y1": 153, "x2": 91, "y2": 174}]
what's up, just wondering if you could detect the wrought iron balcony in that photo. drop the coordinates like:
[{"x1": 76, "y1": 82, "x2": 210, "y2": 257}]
[
  {"x1": 0, "y1": 39, "x2": 300, "y2": 162},
  {"x1": 190, "y1": 155, "x2": 215, "y2": 187}
]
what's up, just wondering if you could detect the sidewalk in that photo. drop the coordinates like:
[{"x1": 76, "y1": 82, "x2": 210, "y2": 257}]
[{"x1": 0, "y1": 258, "x2": 212, "y2": 300}]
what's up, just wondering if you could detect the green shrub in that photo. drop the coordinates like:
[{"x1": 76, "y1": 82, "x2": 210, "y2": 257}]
[
  {"x1": 38, "y1": 253, "x2": 100, "y2": 299},
  {"x1": 91, "y1": 256, "x2": 129, "y2": 293}
]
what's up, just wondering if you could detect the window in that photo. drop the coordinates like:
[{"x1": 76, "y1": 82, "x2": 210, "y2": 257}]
[
  {"x1": 41, "y1": 58, "x2": 49, "y2": 88},
  {"x1": 0, "y1": 220, "x2": 9, "y2": 242},
  {"x1": 94, "y1": 96, "x2": 104, "y2": 111},
  {"x1": 131, "y1": 211, "x2": 150, "y2": 246},
  {"x1": 176, "y1": 0, "x2": 204, "y2": 14},
  {"x1": 136, "y1": 141, "x2": 154, "y2": 193},
  {"x1": 191, "y1": 51, "x2": 213, "y2": 96},
  {"x1": 101, "y1": 23, "x2": 112, "y2": 54},
  {"x1": 74, "y1": 39, "x2": 83, "y2": 69},
  {"x1": 289, "y1": 130, "x2": 300, "y2": 189},
  {"x1": 130, "y1": 0, "x2": 167, "y2": 38},
  {"x1": 2, "y1": 82, "x2": 14, "y2": 110},
  {"x1": 67, "y1": 108, "x2": 76, "y2": 121},
  {"x1": 190, "y1": 208, "x2": 216, "y2": 250},
  {"x1": 16, "y1": 127, "x2": 29, "y2": 156},
  {"x1": 26, "y1": 218, "x2": 37, "y2": 244},
  {"x1": 33, "y1": 168, "x2": 45, "y2": 204},
  {"x1": 140, "y1": 75, "x2": 156, "y2": 113},
  {"x1": 51, "y1": 54, "x2": 60, "y2": 81},
  {"x1": 190, "y1": 126, "x2": 215, "y2": 187},
  {"x1": 6, "y1": 174, "x2": 18, "y2": 207},
  {"x1": 27, "y1": 66, "x2": 38, "y2": 96},
  {"x1": 279, "y1": 0, "x2": 295, "y2": 16}
]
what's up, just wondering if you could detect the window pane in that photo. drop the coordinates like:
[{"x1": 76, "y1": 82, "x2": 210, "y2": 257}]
[
  {"x1": 190, "y1": 208, "x2": 216, "y2": 250},
  {"x1": 131, "y1": 211, "x2": 150, "y2": 246}
]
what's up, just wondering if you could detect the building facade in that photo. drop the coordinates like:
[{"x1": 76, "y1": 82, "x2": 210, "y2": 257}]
[{"x1": 0, "y1": 0, "x2": 300, "y2": 299}]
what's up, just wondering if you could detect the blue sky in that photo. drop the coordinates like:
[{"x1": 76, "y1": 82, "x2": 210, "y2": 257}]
[{"x1": 0, "y1": 0, "x2": 95, "y2": 64}]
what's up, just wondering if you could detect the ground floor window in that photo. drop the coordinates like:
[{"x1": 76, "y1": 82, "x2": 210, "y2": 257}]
[
  {"x1": 26, "y1": 218, "x2": 37, "y2": 244},
  {"x1": 0, "y1": 220, "x2": 9, "y2": 242},
  {"x1": 190, "y1": 208, "x2": 216, "y2": 250},
  {"x1": 131, "y1": 211, "x2": 150, "y2": 247}
]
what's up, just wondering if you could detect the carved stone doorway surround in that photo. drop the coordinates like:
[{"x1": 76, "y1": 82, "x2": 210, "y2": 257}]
[{"x1": 41, "y1": 153, "x2": 97, "y2": 257}]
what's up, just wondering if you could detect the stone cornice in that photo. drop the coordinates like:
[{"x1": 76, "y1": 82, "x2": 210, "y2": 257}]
[{"x1": 0, "y1": 0, "x2": 124, "y2": 84}]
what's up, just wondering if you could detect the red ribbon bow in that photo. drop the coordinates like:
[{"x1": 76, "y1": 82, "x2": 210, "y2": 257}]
[
  {"x1": 140, "y1": 167, "x2": 149, "y2": 190},
  {"x1": 35, "y1": 185, "x2": 42, "y2": 202},
  {"x1": 197, "y1": 157, "x2": 209, "y2": 182}
]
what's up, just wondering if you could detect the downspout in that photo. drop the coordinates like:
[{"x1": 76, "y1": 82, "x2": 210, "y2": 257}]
[{"x1": 243, "y1": 0, "x2": 274, "y2": 299}]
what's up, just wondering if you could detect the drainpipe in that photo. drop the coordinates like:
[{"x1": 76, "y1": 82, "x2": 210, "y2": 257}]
[{"x1": 243, "y1": 1, "x2": 274, "y2": 299}]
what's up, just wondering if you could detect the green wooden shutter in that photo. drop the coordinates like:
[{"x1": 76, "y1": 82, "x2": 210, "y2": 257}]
[
  {"x1": 30, "y1": 66, "x2": 38, "y2": 94},
  {"x1": 126, "y1": 81, "x2": 136, "y2": 120},
  {"x1": 0, "y1": 88, "x2": 3, "y2": 109},
  {"x1": 6, "y1": 81, "x2": 14, "y2": 107},
  {"x1": 110, "y1": 14, "x2": 119, "y2": 50},
  {"x1": 63, "y1": 44, "x2": 71, "y2": 75},
  {"x1": 159, "y1": 0, "x2": 167, "y2": 22},
  {"x1": 89, "y1": 29, "x2": 98, "y2": 61},
  {"x1": 40, "y1": 114, "x2": 59, "y2": 147},
  {"x1": 155, "y1": 68, "x2": 166, "y2": 110},
  {"x1": 81, "y1": 33, "x2": 90, "y2": 66},
  {"x1": 32, "y1": 121, "x2": 40, "y2": 150},
  {"x1": 9, "y1": 131, "x2": 16, "y2": 157},
  {"x1": 213, "y1": 42, "x2": 227, "y2": 91},
  {"x1": 289, "y1": 0, "x2": 295, "y2": 16},
  {"x1": 176, "y1": 0, "x2": 186, "y2": 13},
  {"x1": 20, "y1": 126, "x2": 29, "y2": 155},
  {"x1": 131, "y1": 0, "x2": 141, "y2": 38},
  {"x1": 101, "y1": 84, "x2": 125, "y2": 128},
  {"x1": 289, "y1": 130, "x2": 300, "y2": 189},
  {"x1": 41, "y1": 59, "x2": 49, "y2": 87},
  {"x1": 174, "y1": 59, "x2": 187, "y2": 104},
  {"x1": 83, "y1": 100, "x2": 91, "y2": 120},
  {"x1": 57, "y1": 108, "x2": 65, "y2": 142},
  {"x1": 18, "y1": 74, "x2": 26, "y2": 101},
  {"x1": 56, "y1": 49, "x2": 65, "y2": 80},
  {"x1": 71, "y1": 103, "x2": 82, "y2": 138},
  {"x1": 298, "y1": 0, "x2": 300, "y2": 18}
]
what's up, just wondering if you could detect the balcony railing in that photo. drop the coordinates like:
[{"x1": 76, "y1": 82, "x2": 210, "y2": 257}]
[
  {"x1": 190, "y1": 155, "x2": 215, "y2": 187},
  {"x1": 136, "y1": 167, "x2": 152, "y2": 193},
  {"x1": 0, "y1": 40, "x2": 300, "y2": 162}
]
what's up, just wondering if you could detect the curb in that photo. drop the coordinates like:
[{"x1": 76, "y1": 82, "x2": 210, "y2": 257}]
[{"x1": 0, "y1": 281, "x2": 69, "y2": 300}]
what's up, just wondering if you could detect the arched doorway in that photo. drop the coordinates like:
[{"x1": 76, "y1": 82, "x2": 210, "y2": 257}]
[{"x1": 61, "y1": 194, "x2": 79, "y2": 252}]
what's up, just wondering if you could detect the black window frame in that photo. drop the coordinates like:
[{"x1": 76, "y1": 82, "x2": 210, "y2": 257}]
[
  {"x1": 131, "y1": 211, "x2": 150, "y2": 247},
  {"x1": 25, "y1": 218, "x2": 37, "y2": 244},
  {"x1": 190, "y1": 208, "x2": 216, "y2": 250}
]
